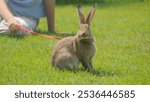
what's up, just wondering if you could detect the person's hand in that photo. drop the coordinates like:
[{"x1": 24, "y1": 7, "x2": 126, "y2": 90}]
[{"x1": 7, "y1": 17, "x2": 20, "y2": 33}]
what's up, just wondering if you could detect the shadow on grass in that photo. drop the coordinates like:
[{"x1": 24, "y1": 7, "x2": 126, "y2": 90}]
[
  {"x1": 79, "y1": 68, "x2": 116, "y2": 77},
  {"x1": 54, "y1": 66, "x2": 116, "y2": 77},
  {"x1": 36, "y1": 29, "x2": 75, "y2": 38},
  {"x1": 55, "y1": 32, "x2": 75, "y2": 38},
  {"x1": 0, "y1": 33, "x2": 27, "y2": 40},
  {"x1": 56, "y1": 0, "x2": 145, "y2": 8},
  {"x1": 0, "y1": 30, "x2": 75, "y2": 40}
]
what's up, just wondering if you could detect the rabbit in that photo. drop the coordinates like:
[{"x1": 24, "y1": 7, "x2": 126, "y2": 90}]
[{"x1": 51, "y1": 4, "x2": 96, "y2": 71}]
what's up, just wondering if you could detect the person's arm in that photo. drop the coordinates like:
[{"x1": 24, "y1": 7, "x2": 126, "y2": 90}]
[
  {"x1": 0, "y1": 0, "x2": 19, "y2": 32},
  {"x1": 44, "y1": 0, "x2": 55, "y2": 33}
]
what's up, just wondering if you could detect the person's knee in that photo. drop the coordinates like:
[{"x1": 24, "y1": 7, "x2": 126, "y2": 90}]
[
  {"x1": 15, "y1": 17, "x2": 38, "y2": 34},
  {"x1": 16, "y1": 17, "x2": 38, "y2": 30}
]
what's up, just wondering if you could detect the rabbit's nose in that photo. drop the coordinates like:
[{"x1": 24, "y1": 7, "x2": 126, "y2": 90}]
[{"x1": 82, "y1": 33, "x2": 87, "y2": 37}]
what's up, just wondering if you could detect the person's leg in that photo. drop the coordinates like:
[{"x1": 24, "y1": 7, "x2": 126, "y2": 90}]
[{"x1": 14, "y1": 16, "x2": 38, "y2": 35}]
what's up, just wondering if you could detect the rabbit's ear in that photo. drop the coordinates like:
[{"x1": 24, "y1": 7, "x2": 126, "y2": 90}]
[
  {"x1": 86, "y1": 4, "x2": 96, "y2": 25},
  {"x1": 77, "y1": 5, "x2": 86, "y2": 24}
]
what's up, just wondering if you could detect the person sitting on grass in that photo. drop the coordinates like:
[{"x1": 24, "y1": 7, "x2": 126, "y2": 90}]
[{"x1": 0, "y1": 0, "x2": 55, "y2": 35}]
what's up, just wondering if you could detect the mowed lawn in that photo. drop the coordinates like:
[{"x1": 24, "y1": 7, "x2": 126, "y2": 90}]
[{"x1": 0, "y1": 2, "x2": 150, "y2": 84}]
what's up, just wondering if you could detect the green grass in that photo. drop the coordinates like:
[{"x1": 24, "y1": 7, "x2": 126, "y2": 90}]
[{"x1": 0, "y1": 1, "x2": 150, "y2": 84}]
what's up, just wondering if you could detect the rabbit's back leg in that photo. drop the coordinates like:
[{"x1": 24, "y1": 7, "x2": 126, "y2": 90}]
[{"x1": 52, "y1": 52, "x2": 79, "y2": 70}]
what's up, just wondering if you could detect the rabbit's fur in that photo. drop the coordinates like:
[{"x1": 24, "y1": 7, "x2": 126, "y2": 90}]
[{"x1": 51, "y1": 4, "x2": 96, "y2": 71}]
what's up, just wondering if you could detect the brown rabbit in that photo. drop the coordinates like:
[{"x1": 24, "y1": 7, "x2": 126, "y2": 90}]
[{"x1": 51, "y1": 4, "x2": 96, "y2": 71}]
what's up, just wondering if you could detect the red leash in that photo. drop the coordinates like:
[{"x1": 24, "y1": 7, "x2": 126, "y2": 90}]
[{"x1": 15, "y1": 25, "x2": 62, "y2": 40}]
